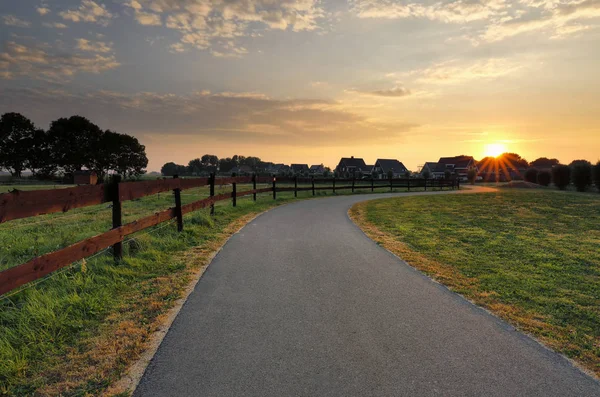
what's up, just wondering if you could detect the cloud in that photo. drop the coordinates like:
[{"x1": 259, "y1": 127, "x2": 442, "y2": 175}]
[
  {"x1": 404, "y1": 58, "x2": 523, "y2": 84},
  {"x1": 37, "y1": 7, "x2": 51, "y2": 16},
  {"x1": 125, "y1": 0, "x2": 326, "y2": 57},
  {"x1": 0, "y1": 87, "x2": 417, "y2": 145},
  {"x1": 0, "y1": 41, "x2": 120, "y2": 81},
  {"x1": 349, "y1": 86, "x2": 412, "y2": 97},
  {"x1": 3, "y1": 15, "x2": 32, "y2": 28},
  {"x1": 350, "y1": 0, "x2": 600, "y2": 43},
  {"x1": 59, "y1": 0, "x2": 114, "y2": 26},
  {"x1": 76, "y1": 38, "x2": 113, "y2": 53},
  {"x1": 42, "y1": 22, "x2": 69, "y2": 29}
]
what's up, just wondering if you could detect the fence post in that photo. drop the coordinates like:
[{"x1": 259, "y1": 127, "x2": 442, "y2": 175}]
[
  {"x1": 312, "y1": 176, "x2": 315, "y2": 196},
  {"x1": 209, "y1": 172, "x2": 215, "y2": 215},
  {"x1": 173, "y1": 175, "x2": 183, "y2": 232},
  {"x1": 352, "y1": 176, "x2": 355, "y2": 193},
  {"x1": 389, "y1": 176, "x2": 393, "y2": 192},
  {"x1": 371, "y1": 177, "x2": 374, "y2": 192},
  {"x1": 232, "y1": 181, "x2": 237, "y2": 207},
  {"x1": 252, "y1": 173, "x2": 257, "y2": 201},
  {"x1": 424, "y1": 177, "x2": 427, "y2": 191},
  {"x1": 333, "y1": 176, "x2": 336, "y2": 194},
  {"x1": 294, "y1": 175, "x2": 298, "y2": 198},
  {"x1": 272, "y1": 177, "x2": 277, "y2": 200},
  {"x1": 111, "y1": 175, "x2": 123, "y2": 261}
]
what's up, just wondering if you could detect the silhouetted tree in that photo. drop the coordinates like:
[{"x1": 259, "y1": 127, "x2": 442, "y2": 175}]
[
  {"x1": 161, "y1": 162, "x2": 179, "y2": 176},
  {"x1": 524, "y1": 168, "x2": 538, "y2": 183},
  {"x1": 467, "y1": 167, "x2": 477, "y2": 184},
  {"x1": 188, "y1": 158, "x2": 203, "y2": 175},
  {"x1": 571, "y1": 161, "x2": 592, "y2": 192},
  {"x1": 48, "y1": 116, "x2": 104, "y2": 174},
  {"x1": 112, "y1": 133, "x2": 147, "y2": 178},
  {"x1": 537, "y1": 170, "x2": 551, "y2": 186},
  {"x1": 530, "y1": 157, "x2": 560, "y2": 169},
  {"x1": 552, "y1": 165, "x2": 571, "y2": 190},
  {"x1": 218, "y1": 157, "x2": 237, "y2": 173},
  {"x1": 0, "y1": 112, "x2": 37, "y2": 177},
  {"x1": 28, "y1": 128, "x2": 58, "y2": 179},
  {"x1": 593, "y1": 161, "x2": 600, "y2": 193}
]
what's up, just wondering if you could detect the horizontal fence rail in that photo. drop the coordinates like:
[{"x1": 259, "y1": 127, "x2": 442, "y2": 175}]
[{"x1": 0, "y1": 174, "x2": 458, "y2": 295}]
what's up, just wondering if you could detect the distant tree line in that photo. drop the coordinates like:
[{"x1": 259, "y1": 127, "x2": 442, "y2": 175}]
[
  {"x1": 0, "y1": 113, "x2": 148, "y2": 181},
  {"x1": 476, "y1": 152, "x2": 600, "y2": 193},
  {"x1": 161, "y1": 155, "x2": 331, "y2": 177}
]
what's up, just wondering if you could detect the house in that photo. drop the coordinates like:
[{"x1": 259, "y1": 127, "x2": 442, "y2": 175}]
[
  {"x1": 309, "y1": 164, "x2": 325, "y2": 174},
  {"x1": 372, "y1": 159, "x2": 408, "y2": 179},
  {"x1": 73, "y1": 170, "x2": 97, "y2": 185},
  {"x1": 419, "y1": 162, "x2": 438, "y2": 178},
  {"x1": 266, "y1": 163, "x2": 289, "y2": 175},
  {"x1": 291, "y1": 164, "x2": 310, "y2": 174},
  {"x1": 335, "y1": 156, "x2": 369, "y2": 176},
  {"x1": 432, "y1": 156, "x2": 476, "y2": 180}
]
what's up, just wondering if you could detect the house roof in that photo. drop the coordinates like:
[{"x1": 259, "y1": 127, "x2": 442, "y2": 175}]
[
  {"x1": 309, "y1": 164, "x2": 324, "y2": 171},
  {"x1": 375, "y1": 159, "x2": 408, "y2": 173},
  {"x1": 338, "y1": 157, "x2": 367, "y2": 169},
  {"x1": 434, "y1": 156, "x2": 474, "y2": 172},
  {"x1": 423, "y1": 162, "x2": 438, "y2": 170},
  {"x1": 291, "y1": 164, "x2": 309, "y2": 171}
]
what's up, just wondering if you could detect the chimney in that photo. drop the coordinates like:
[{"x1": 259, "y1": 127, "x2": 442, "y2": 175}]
[{"x1": 351, "y1": 156, "x2": 354, "y2": 159}]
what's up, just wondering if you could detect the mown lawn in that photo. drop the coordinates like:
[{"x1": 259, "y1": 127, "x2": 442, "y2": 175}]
[
  {"x1": 350, "y1": 190, "x2": 600, "y2": 377},
  {"x1": 0, "y1": 180, "x2": 439, "y2": 396}
]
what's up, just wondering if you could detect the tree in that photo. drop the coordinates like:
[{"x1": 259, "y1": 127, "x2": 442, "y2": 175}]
[
  {"x1": 551, "y1": 165, "x2": 571, "y2": 190},
  {"x1": 371, "y1": 170, "x2": 378, "y2": 179},
  {"x1": 201, "y1": 154, "x2": 219, "y2": 170},
  {"x1": 537, "y1": 170, "x2": 551, "y2": 186},
  {"x1": 188, "y1": 158, "x2": 203, "y2": 175},
  {"x1": 467, "y1": 167, "x2": 477, "y2": 184},
  {"x1": 422, "y1": 169, "x2": 431, "y2": 179},
  {"x1": 530, "y1": 157, "x2": 560, "y2": 169},
  {"x1": 48, "y1": 116, "x2": 104, "y2": 174},
  {"x1": 593, "y1": 161, "x2": 600, "y2": 193},
  {"x1": 571, "y1": 162, "x2": 592, "y2": 192},
  {"x1": 501, "y1": 152, "x2": 529, "y2": 170},
  {"x1": 0, "y1": 112, "x2": 37, "y2": 177},
  {"x1": 356, "y1": 170, "x2": 364, "y2": 179},
  {"x1": 323, "y1": 169, "x2": 331, "y2": 178},
  {"x1": 387, "y1": 169, "x2": 394, "y2": 179},
  {"x1": 218, "y1": 157, "x2": 237, "y2": 173},
  {"x1": 404, "y1": 170, "x2": 411, "y2": 179},
  {"x1": 112, "y1": 133, "x2": 148, "y2": 178},
  {"x1": 524, "y1": 168, "x2": 538, "y2": 183},
  {"x1": 161, "y1": 162, "x2": 179, "y2": 176},
  {"x1": 28, "y1": 128, "x2": 58, "y2": 179},
  {"x1": 444, "y1": 169, "x2": 452, "y2": 180}
]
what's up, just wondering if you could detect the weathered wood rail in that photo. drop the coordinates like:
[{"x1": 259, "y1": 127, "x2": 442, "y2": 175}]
[{"x1": 0, "y1": 174, "x2": 458, "y2": 295}]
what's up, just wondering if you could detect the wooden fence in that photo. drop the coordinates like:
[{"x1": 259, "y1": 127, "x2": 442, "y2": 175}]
[{"x1": 0, "y1": 174, "x2": 458, "y2": 296}]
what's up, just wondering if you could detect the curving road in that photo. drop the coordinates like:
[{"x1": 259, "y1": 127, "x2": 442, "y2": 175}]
[{"x1": 134, "y1": 188, "x2": 600, "y2": 396}]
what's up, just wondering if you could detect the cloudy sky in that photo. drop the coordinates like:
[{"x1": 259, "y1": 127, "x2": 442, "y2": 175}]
[{"x1": 1, "y1": 0, "x2": 599, "y2": 171}]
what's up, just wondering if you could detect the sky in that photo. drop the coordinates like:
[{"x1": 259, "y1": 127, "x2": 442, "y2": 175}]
[{"x1": 1, "y1": 0, "x2": 599, "y2": 172}]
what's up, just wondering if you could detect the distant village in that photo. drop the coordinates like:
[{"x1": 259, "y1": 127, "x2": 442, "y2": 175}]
[{"x1": 160, "y1": 155, "x2": 481, "y2": 182}]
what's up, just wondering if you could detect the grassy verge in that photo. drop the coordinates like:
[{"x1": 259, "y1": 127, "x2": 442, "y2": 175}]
[
  {"x1": 349, "y1": 190, "x2": 600, "y2": 377},
  {"x1": 0, "y1": 182, "x2": 444, "y2": 395}
]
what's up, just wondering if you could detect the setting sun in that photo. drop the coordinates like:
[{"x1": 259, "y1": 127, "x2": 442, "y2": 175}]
[{"x1": 484, "y1": 143, "x2": 507, "y2": 158}]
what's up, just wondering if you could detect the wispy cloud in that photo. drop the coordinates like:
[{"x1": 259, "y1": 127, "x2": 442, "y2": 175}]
[
  {"x1": 59, "y1": 0, "x2": 114, "y2": 26},
  {"x1": 3, "y1": 15, "x2": 32, "y2": 28},
  {"x1": 0, "y1": 40, "x2": 120, "y2": 81}
]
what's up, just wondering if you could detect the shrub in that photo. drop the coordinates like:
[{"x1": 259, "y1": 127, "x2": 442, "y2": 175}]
[
  {"x1": 571, "y1": 163, "x2": 592, "y2": 192},
  {"x1": 444, "y1": 169, "x2": 452, "y2": 180},
  {"x1": 593, "y1": 161, "x2": 600, "y2": 193},
  {"x1": 524, "y1": 168, "x2": 538, "y2": 183},
  {"x1": 552, "y1": 165, "x2": 571, "y2": 190},
  {"x1": 467, "y1": 167, "x2": 477, "y2": 185},
  {"x1": 537, "y1": 170, "x2": 551, "y2": 186}
]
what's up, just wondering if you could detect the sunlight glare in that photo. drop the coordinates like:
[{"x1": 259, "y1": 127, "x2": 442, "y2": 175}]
[{"x1": 484, "y1": 143, "x2": 507, "y2": 158}]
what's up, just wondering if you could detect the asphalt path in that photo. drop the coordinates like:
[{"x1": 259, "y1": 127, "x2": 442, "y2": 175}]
[{"x1": 134, "y1": 187, "x2": 600, "y2": 396}]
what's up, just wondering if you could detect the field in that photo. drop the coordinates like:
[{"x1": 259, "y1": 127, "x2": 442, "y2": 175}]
[
  {"x1": 0, "y1": 180, "x2": 441, "y2": 395},
  {"x1": 350, "y1": 190, "x2": 600, "y2": 377}
]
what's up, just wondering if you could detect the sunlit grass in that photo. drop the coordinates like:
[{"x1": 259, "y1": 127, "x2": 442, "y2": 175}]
[{"x1": 351, "y1": 190, "x2": 600, "y2": 376}]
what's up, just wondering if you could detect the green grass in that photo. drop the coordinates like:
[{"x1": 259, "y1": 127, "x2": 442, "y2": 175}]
[
  {"x1": 0, "y1": 180, "x2": 445, "y2": 395},
  {"x1": 352, "y1": 190, "x2": 600, "y2": 376}
]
